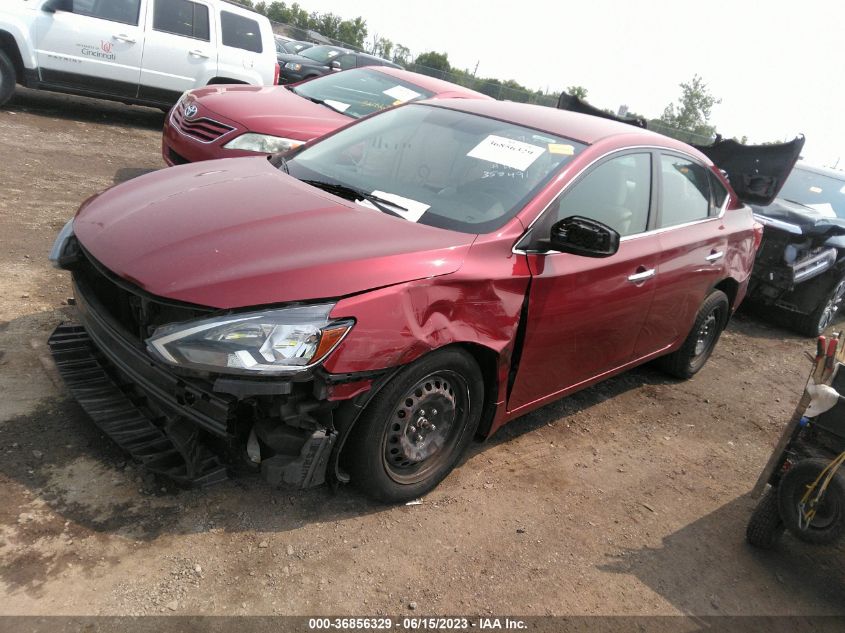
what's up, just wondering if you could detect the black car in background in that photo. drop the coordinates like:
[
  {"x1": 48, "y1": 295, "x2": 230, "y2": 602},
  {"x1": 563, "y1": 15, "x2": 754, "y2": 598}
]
[
  {"x1": 278, "y1": 45, "x2": 401, "y2": 84},
  {"x1": 274, "y1": 37, "x2": 313, "y2": 56},
  {"x1": 750, "y1": 163, "x2": 845, "y2": 335}
]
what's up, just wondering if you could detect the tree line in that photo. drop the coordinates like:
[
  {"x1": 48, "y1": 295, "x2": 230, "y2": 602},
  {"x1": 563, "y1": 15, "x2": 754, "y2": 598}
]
[{"x1": 228, "y1": 1, "x2": 722, "y2": 136}]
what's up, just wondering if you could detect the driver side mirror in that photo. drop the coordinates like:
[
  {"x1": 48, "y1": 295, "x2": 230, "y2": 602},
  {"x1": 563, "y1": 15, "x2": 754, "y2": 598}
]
[
  {"x1": 42, "y1": 0, "x2": 72, "y2": 13},
  {"x1": 330, "y1": 60, "x2": 342, "y2": 71},
  {"x1": 545, "y1": 216, "x2": 620, "y2": 258}
]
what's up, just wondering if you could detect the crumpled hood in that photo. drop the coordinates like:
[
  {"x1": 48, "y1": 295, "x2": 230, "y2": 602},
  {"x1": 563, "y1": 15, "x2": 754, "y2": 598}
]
[
  {"x1": 73, "y1": 158, "x2": 475, "y2": 309},
  {"x1": 186, "y1": 85, "x2": 349, "y2": 140},
  {"x1": 753, "y1": 198, "x2": 845, "y2": 237}
]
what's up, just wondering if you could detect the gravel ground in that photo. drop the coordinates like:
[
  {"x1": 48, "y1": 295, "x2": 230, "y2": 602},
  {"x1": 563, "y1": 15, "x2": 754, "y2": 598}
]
[{"x1": 0, "y1": 87, "x2": 842, "y2": 617}]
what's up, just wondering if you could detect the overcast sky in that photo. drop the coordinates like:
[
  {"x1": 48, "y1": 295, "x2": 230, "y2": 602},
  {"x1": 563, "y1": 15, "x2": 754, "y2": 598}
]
[{"x1": 296, "y1": 0, "x2": 842, "y2": 167}]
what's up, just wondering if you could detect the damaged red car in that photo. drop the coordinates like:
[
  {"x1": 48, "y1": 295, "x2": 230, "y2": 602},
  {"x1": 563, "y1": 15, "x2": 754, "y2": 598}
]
[{"x1": 49, "y1": 99, "x2": 796, "y2": 502}]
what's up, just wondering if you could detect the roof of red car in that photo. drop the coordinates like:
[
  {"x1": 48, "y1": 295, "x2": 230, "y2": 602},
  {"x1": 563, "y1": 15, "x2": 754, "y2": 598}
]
[
  {"x1": 365, "y1": 67, "x2": 493, "y2": 101},
  {"x1": 421, "y1": 98, "x2": 683, "y2": 147}
]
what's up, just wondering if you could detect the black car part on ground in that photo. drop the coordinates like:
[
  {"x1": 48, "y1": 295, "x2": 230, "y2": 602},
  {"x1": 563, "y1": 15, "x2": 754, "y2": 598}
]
[{"x1": 48, "y1": 243, "x2": 381, "y2": 489}]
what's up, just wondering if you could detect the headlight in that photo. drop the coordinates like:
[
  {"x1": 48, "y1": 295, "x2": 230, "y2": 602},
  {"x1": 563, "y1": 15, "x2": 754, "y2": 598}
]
[
  {"x1": 223, "y1": 133, "x2": 305, "y2": 153},
  {"x1": 146, "y1": 304, "x2": 353, "y2": 375},
  {"x1": 49, "y1": 219, "x2": 75, "y2": 269},
  {"x1": 284, "y1": 62, "x2": 302, "y2": 71}
]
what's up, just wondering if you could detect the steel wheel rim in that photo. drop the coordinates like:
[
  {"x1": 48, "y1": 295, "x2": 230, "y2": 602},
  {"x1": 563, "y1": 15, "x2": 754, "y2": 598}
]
[
  {"x1": 818, "y1": 281, "x2": 845, "y2": 331},
  {"x1": 381, "y1": 370, "x2": 469, "y2": 485},
  {"x1": 694, "y1": 312, "x2": 719, "y2": 357}
]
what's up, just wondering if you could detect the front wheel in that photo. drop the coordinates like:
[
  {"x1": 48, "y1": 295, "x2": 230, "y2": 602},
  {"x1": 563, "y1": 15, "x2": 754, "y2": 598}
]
[
  {"x1": 658, "y1": 289, "x2": 729, "y2": 379},
  {"x1": 0, "y1": 49, "x2": 17, "y2": 107},
  {"x1": 792, "y1": 278, "x2": 845, "y2": 337},
  {"x1": 345, "y1": 348, "x2": 484, "y2": 503}
]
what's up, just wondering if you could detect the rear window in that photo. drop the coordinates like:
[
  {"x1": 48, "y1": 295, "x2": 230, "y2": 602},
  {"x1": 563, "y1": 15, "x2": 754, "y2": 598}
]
[
  {"x1": 221, "y1": 11, "x2": 263, "y2": 53},
  {"x1": 153, "y1": 0, "x2": 210, "y2": 41}
]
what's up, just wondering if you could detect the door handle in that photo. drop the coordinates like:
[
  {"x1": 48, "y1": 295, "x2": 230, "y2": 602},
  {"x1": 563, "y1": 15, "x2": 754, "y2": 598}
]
[
  {"x1": 189, "y1": 49, "x2": 210, "y2": 58},
  {"x1": 627, "y1": 268, "x2": 656, "y2": 283},
  {"x1": 705, "y1": 251, "x2": 724, "y2": 262},
  {"x1": 112, "y1": 33, "x2": 136, "y2": 43}
]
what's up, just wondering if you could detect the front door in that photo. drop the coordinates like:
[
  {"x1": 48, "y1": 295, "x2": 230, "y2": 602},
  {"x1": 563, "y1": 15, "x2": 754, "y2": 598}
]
[
  {"x1": 138, "y1": 0, "x2": 217, "y2": 103},
  {"x1": 508, "y1": 152, "x2": 659, "y2": 412},
  {"x1": 35, "y1": 0, "x2": 145, "y2": 98}
]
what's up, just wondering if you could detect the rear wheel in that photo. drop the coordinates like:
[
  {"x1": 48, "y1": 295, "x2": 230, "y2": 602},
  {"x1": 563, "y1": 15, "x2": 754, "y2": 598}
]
[
  {"x1": 0, "y1": 50, "x2": 17, "y2": 107},
  {"x1": 792, "y1": 278, "x2": 845, "y2": 337},
  {"x1": 345, "y1": 348, "x2": 483, "y2": 503},
  {"x1": 658, "y1": 289, "x2": 729, "y2": 379}
]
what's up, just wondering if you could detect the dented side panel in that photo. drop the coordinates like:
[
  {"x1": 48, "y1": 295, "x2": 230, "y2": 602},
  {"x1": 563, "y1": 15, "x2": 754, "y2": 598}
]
[{"x1": 324, "y1": 235, "x2": 531, "y2": 416}]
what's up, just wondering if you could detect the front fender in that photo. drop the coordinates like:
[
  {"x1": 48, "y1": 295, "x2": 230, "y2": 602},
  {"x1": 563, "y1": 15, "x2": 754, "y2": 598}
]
[{"x1": 0, "y1": 13, "x2": 39, "y2": 70}]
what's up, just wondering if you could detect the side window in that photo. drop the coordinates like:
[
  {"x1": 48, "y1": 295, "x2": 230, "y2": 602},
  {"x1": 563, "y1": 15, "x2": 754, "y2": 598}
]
[
  {"x1": 71, "y1": 0, "x2": 141, "y2": 26},
  {"x1": 337, "y1": 54, "x2": 357, "y2": 70},
  {"x1": 557, "y1": 153, "x2": 652, "y2": 237},
  {"x1": 221, "y1": 12, "x2": 263, "y2": 53},
  {"x1": 709, "y1": 171, "x2": 728, "y2": 211},
  {"x1": 659, "y1": 155, "x2": 711, "y2": 227},
  {"x1": 153, "y1": 0, "x2": 210, "y2": 41}
]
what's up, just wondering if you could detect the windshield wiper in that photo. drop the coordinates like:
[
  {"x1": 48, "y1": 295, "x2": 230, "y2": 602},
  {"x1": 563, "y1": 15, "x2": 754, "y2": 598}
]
[
  {"x1": 302, "y1": 179, "x2": 407, "y2": 218},
  {"x1": 782, "y1": 198, "x2": 816, "y2": 211}
]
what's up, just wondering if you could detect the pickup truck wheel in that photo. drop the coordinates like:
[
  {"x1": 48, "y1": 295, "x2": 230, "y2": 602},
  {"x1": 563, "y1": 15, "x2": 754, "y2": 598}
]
[
  {"x1": 792, "y1": 278, "x2": 845, "y2": 337},
  {"x1": 658, "y1": 289, "x2": 729, "y2": 379},
  {"x1": 778, "y1": 458, "x2": 845, "y2": 545},
  {"x1": 346, "y1": 348, "x2": 483, "y2": 503},
  {"x1": 0, "y1": 50, "x2": 17, "y2": 107}
]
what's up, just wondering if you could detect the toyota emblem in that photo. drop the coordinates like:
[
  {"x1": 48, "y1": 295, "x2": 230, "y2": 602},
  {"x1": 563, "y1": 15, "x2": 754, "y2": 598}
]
[{"x1": 184, "y1": 104, "x2": 198, "y2": 119}]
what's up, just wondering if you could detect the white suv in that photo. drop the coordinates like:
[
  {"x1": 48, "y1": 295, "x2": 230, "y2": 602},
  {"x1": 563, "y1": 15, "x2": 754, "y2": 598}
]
[{"x1": 0, "y1": 0, "x2": 279, "y2": 108}]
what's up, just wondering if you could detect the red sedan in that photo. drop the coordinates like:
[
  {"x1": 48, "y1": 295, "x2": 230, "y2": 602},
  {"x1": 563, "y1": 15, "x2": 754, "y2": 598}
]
[
  {"x1": 51, "y1": 99, "x2": 795, "y2": 502},
  {"x1": 161, "y1": 66, "x2": 491, "y2": 166}
]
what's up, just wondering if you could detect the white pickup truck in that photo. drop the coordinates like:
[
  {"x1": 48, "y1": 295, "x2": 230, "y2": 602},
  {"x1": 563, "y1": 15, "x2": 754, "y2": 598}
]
[{"x1": 0, "y1": 0, "x2": 279, "y2": 108}]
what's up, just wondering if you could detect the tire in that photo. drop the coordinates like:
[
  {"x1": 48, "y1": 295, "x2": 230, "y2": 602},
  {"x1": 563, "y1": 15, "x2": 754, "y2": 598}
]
[
  {"x1": 345, "y1": 348, "x2": 484, "y2": 503},
  {"x1": 778, "y1": 458, "x2": 845, "y2": 545},
  {"x1": 746, "y1": 488, "x2": 784, "y2": 549},
  {"x1": 791, "y1": 278, "x2": 845, "y2": 337},
  {"x1": 0, "y1": 49, "x2": 17, "y2": 107},
  {"x1": 658, "y1": 289, "x2": 729, "y2": 379}
]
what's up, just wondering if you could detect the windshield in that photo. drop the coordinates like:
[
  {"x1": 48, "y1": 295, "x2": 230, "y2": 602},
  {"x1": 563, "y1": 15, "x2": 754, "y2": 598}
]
[
  {"x1": 285, "y1": 104, "x2": 585, "y2": 234},
  {"x1": 292, "y1": 69, "x2": 435, "y2": 119},
  {"x1": 300, "y1": 45, "x2": 345, "y2": 64},
  {"x1": 778, "y1": 167, "x2": 845, "y2": 218}
]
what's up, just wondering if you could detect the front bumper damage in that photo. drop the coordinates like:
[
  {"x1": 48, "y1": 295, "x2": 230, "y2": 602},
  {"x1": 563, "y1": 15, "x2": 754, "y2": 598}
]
[{"x1": 48, "y1": 263, "x2": 365, "y2": 490}]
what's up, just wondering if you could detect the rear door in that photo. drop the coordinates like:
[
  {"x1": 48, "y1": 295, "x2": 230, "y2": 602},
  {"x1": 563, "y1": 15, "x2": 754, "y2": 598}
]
[
  {"x1": 508, "y1": 151, "x2": 659, "y2": 412},
  {"x1": 216, "y1": 9, "x2": 268, "y2": 84},
  {"x1": 35, "y1": 0, "x2": 145, "y2": 98},
  {"x1": 138, "y1": 0, "x2": 216, "y2": 104},
  {"x1": 635, "y1": 153, "x2": 729, "y2": 356}
]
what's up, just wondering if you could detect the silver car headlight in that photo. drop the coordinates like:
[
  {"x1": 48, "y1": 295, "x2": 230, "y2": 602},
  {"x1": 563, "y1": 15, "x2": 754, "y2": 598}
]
[
  {"x1": 284, "y1": 62, "x2": 302, "y2": 71},
  {"x1": 223, "y1": 133, "x2": 305, "y2": 153},
  {"x1": 146, "y1": 304, "x2": 353, "y2": 375}
]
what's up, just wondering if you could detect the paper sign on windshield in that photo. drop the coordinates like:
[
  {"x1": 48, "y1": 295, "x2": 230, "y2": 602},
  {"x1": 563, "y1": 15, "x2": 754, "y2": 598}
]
[
  {"x1": 323, "y1": 99, "x2": 350, "y2": 112},
  {"x1": 358, "y1": 191, "x2": 430, "y2": 223},
  {"x1": 467, "y1": 135, "x2": 546, "y2": 171},
  {"x1": 383, "y1": 85, "x2": 422, "y2": 103}
]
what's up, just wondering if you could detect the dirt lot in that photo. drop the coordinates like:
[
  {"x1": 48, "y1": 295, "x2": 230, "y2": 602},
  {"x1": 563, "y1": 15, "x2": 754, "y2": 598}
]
[{"x1": 0, "y1": 87, "x2": 843, "y2": 618}]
